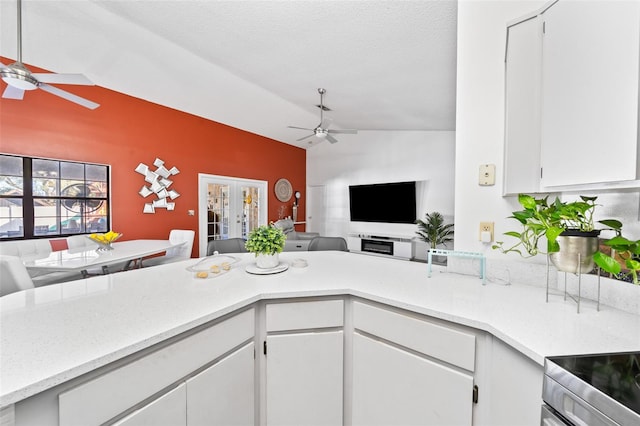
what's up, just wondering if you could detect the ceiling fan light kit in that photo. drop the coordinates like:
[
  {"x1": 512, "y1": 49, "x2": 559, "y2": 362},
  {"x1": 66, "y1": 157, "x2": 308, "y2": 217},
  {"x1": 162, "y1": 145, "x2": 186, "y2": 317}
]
[
  {"x1": 1, "y1": 0, "x2": 100, "y2": 109},
  {"x1": 288, "y1": 88, "x2": 358, "y2": 145},
  {"x1": 1, "y1": 62, "x2": 38, "y2": 91}
]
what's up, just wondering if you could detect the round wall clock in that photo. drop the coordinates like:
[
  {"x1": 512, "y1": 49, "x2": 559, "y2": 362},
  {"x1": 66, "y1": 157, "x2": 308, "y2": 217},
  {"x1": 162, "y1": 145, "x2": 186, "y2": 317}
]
[{"x1": 274, "y1": 178, "x2": 293, "y2": 202}]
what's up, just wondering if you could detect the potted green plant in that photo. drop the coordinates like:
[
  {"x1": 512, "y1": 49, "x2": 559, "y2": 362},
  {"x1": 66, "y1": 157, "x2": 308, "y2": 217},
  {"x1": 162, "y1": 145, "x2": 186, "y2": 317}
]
[
  {"x1": 493, "y1": 194, "x2": 640, "y2": 283},
  {"x1": 595, "y1": 222, "x2": 640, "y2": 284},
  {"x1": 245, "y1": 224, "x2": 287, "y2": 269},
  {"x1": 416, "y1": 212, "x2": 454, "y2": 263}
]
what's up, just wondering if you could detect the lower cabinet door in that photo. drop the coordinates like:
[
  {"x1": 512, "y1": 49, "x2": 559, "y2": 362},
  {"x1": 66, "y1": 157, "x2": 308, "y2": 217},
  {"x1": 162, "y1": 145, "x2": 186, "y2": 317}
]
[
  {"x1": 186, "y1": 342, "x2": 255, "y2": 426},
  {"x1": 112, "y1": 384, "x2": 186, "y2": 426},
  {"x1": 266, "y1": 331, "x2": 343, "y2": 426},
  {"x1": 352, "y1": 333, "x2": 473, "y2": 426}
]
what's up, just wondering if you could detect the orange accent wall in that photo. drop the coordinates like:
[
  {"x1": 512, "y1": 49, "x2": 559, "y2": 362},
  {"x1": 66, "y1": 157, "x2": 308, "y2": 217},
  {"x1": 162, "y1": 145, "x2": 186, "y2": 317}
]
[{"x1": 0, "y1": 58, "x2": 306, "y2": 257}]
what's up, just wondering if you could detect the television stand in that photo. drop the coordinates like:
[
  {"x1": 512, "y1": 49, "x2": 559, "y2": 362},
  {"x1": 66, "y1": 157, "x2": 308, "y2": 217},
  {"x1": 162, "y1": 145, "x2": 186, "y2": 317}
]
[{"x1": 347, "y1": 233, "x2": 413, "y2": 260}]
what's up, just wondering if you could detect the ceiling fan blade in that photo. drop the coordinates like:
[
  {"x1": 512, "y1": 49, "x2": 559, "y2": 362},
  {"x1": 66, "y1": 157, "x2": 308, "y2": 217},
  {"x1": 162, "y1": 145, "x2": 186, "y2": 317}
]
[
  {"x1": 328, "y1": 129, "x2": 358, "y2": 135},
  {"x1": 33, "y1": 73, "x2": 95, "y2": 86},
  {"x1": 3, "y1": 84, "x2": 25, "y2": 100},
  {"x1": 296, "y1": 134, "x2": 315, "y2": 142},
  {"x1": 320, "y1": 117, "x2": 333, "y2": 129},
  {"x1": 38, "y1": 83, "x2": 100, "y2": 109},
  {"x1": 288, "y1": 125, "x2": 314, "y2": 131},
  {"x1": 326, "y1": 134, "x2": 339, "y2": 144}
]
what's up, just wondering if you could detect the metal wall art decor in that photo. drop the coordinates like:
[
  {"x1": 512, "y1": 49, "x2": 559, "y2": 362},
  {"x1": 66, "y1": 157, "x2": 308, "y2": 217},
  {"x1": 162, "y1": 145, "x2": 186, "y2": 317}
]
[{"x1": 134, "y1": 158, "x2": 180, "y2": 213}]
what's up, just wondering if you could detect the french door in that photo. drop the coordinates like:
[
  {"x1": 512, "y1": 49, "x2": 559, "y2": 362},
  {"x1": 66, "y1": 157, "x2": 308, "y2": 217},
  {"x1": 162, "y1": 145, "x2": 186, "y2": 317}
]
[{"x1": 198, "y1": 174, "x2": 267, "y2": 257}]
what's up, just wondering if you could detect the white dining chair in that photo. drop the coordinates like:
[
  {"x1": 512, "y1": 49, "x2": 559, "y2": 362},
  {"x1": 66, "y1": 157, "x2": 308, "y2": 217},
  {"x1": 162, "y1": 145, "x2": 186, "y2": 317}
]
[
  {"x1": 0, "y1": 255, "x2": 35, "y2": 297},
  {"x1": 143, "y1": 229, "x2": 195, "y2": 267}
]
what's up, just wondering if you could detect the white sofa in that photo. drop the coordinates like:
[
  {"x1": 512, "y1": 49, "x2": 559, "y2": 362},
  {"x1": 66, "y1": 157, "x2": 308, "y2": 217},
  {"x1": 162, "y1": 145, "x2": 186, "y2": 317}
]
[{"x1": 273, "y1": 219, "x2": 320, "y2": 252}]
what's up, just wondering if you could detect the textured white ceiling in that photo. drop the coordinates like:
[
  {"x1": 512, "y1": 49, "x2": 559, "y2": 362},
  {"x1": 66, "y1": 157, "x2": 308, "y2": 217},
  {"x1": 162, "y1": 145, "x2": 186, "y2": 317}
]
[{"x1": 0, "y1": 0, "x2": 458, "y2": 148}]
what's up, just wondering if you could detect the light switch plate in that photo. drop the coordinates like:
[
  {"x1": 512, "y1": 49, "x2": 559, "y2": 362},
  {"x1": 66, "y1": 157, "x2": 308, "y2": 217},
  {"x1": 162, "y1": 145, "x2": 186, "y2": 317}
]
[{"x1": 479, "y1": 164, "x2": 496, "y2": 186}]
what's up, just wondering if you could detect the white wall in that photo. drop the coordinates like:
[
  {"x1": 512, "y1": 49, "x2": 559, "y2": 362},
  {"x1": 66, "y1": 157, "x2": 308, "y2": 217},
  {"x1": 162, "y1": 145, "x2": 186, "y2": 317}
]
[
  {"x1": 455, "y1": 1, "x2": 545, "y2": 261},
  {"x1": 454, "y1": 0, "x2": 640, "y2": 269},
  {"x1": 306, "y1": 130, "x2": 455, "y2": 240}
]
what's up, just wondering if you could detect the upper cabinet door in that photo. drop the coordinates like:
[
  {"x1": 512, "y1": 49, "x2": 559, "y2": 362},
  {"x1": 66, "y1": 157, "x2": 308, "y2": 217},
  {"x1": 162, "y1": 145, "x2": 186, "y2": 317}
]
[
  {"x1": 540, "y1": 0, "x2": 640, "y2": 187},
  {"x1": 503, "y1": 15, "x2": 544, "y2": 195}
]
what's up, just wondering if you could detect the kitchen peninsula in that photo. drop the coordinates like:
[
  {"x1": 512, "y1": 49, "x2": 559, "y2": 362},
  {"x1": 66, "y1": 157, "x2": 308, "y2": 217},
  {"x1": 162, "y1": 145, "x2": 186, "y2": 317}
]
[{"x1": 1, "y1": 251, "x2": 638, "y2": 426}]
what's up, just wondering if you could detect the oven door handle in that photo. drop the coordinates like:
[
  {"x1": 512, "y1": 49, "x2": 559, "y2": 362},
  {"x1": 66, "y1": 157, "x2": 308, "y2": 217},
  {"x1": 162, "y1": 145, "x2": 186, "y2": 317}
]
[
  {"x1": 543, "y1": 376, "x2": 618, "y2": 426},
  {"x1": 541, "y1": 405, "x2": 571, "y2": 426}
]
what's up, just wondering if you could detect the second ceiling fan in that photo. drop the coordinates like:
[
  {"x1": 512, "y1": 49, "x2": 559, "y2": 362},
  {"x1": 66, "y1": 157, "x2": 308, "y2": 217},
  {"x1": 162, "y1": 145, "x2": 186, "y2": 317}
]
[
  {"x1": 288, "y1": 88, "x2": 358, "y2": 144},
  {"x1": 0, "y1": 0, "x2": 99, "y2": 109}
]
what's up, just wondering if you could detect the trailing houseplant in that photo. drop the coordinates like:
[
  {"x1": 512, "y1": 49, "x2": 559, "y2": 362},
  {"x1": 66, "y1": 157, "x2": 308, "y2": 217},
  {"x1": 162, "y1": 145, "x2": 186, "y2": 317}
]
[
  {"x1": 493, "y1": 194, "x2": 639, "y2": 283},
  {"x1": 596, "y1": 222, "x2": 640, "y2": 284},
  {"x1": 415, "y1": 212, "x2": 454, "y2": 250},
  {"x1": 245, "y1": 223, "x2": 287, "y2": 269}
]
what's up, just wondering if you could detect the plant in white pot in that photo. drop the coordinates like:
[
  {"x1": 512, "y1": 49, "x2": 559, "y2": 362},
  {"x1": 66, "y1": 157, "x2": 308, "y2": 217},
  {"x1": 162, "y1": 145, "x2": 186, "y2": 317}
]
[
  {"x1": 415, "y1": 212, "x2": 454, "y2": 263},
  {"x1": 415, "y1": 212, "x2": 455, "y2": 250},
  {"x1": 245, "y1": 224, "x2": 287, "y2": 269}
]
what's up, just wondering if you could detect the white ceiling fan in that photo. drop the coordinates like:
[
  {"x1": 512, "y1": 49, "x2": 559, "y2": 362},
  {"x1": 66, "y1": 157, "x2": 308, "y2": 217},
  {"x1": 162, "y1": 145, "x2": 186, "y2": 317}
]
[
  {"x1": 0, "y1": 0, "x2": 99, "y2": 109},
  {"x1": 288, "y1": 88, "x2": 358, "y2": 144}
]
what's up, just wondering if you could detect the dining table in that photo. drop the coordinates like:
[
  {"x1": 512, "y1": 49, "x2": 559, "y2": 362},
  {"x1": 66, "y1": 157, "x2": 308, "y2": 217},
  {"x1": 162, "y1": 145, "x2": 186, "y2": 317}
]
[{"x1": 21, "y1": 239, "x2": 184, "y2": 276}]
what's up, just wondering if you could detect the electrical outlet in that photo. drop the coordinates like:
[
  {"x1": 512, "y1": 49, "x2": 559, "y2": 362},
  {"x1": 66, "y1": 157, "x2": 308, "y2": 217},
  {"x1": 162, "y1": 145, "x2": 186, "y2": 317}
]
[{"x1": 479, "y1": 222, "x2": 494, "y2": 242}]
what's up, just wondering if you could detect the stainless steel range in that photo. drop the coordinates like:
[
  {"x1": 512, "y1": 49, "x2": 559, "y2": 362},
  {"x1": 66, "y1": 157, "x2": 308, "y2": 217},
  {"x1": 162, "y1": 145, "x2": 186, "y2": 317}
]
[{"x1": 542, "y1": 352, "x2": 640, "y2": 425}]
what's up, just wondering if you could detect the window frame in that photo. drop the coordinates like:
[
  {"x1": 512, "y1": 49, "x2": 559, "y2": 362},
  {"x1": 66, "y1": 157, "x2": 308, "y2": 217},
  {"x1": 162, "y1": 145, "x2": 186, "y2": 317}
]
[{"x1": 0, "y1": 154, "x2": 111, "y2": 240}]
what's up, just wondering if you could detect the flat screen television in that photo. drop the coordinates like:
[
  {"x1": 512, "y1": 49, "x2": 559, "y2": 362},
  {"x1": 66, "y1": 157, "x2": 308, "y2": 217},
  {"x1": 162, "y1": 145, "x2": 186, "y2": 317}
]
[{"x1": 349, "y1": 181, "x2": 417, "y2": 224}]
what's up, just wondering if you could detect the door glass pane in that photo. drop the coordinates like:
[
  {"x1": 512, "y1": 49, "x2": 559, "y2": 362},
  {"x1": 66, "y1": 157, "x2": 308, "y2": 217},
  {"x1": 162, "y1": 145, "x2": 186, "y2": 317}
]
[
  {"x1": 207, "y1": 183, "x2": 230, "y2": 241},
  {"x1": 241, "y1": 186, "x2": 260, "y2": 239}
]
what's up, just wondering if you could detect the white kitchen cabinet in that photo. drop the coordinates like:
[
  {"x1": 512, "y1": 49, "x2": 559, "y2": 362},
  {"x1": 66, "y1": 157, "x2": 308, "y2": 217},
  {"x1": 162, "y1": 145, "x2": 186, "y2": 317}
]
[
  {"x1": 503, "y1": 14, "x2": 544, "y2": 195},
  {"x1": 11, "y1": 294, "x2": 548, "y2": 426},
  {"x1": 351, "y1": 301, "x2": 476, "y2": 426},
  {"x1": 352, "y1": 333, "x2": 473, "y2": 426},
  {"x1": 56, "y1": 309, "x2": 254, "y2": 426},
  {"x1": 265, "y1": 331, "x2": 343, "y2": 426},
  {"x1": 503, "y1": 0, "x2": 640, "y2": 192},
  {"x1": 112, "y1": 384, "x2": 186, "y2": 426},
  {"x1": 264, "y1": 300, "x2": 344, "y2": 426},
  {"x1": 540, "y1": 0, "x2": 640, "y2": 187},
  {"x1": 186, "y1": 342, "x2": 254, "y2": 426},
  {"x1": 481, "y1": 337, "x2": 543, "y2": 426}
]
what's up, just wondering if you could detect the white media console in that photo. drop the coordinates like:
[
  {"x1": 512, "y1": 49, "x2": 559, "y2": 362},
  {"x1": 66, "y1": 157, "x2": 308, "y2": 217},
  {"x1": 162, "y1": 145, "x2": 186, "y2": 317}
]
[{"x1": 347, "y1": 233, "x2": 413, "y2": 260}]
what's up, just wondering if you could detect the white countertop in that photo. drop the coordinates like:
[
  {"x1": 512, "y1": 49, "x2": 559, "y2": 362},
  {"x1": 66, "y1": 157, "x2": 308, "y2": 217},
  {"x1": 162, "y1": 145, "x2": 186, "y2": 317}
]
[{"x1": 1, "y1": 251, "x2": 639, "y2": 407}]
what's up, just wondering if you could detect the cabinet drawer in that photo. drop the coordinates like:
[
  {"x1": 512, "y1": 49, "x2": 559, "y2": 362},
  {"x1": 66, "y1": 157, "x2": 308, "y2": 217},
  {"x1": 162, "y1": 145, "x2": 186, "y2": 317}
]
[
  {"x1": 353, "y1": 302, "x2": 475, "y2": 371},
  {"x1": 59, "y1": 308, "x2": 255, "y2": 426},
  {"x1": 266, "y1": 299, "x2": 343, "y2": 332}
]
